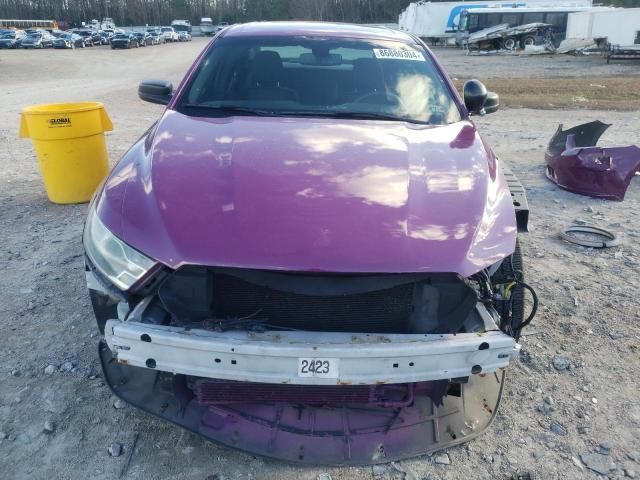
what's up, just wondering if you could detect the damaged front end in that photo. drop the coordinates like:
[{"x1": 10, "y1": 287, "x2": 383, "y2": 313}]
[
  {"x1": 545, "y1": 120, "x2": 640, "y2": 201},
  {"x1": 89, "y1": 254, "x2": 529, "y2": 465}
]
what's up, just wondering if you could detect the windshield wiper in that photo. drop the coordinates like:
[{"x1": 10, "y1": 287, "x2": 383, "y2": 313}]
[
  {"x1": 181, "y1": 104, "x2": 276, "y2": 116},
  {"x1": 181, "y1": 105, "x2": 430, "y2": 124},
  {"x1": 278, "y1": 110, "x2": 430, "y2": 124}
]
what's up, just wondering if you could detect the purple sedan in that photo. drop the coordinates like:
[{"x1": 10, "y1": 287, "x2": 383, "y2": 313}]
[{"x1": 84, "y1": 22, "x2": 533, "y2": 464}]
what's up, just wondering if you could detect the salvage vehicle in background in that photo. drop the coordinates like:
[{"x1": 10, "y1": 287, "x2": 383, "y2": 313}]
[
  {"x1": 91, "y1": 31, "x2": 111, "y2": 46},
  {"x1": 171, "y1": 19, "x2": 192, "y2": 37},
  {"x1": 455, "y1": 6, "x2": 597, "y2": 46},
  {"x1": 21, "y1": 31, "x2": 55, "y2": 49},
  {"x1": 147, "y1": 30, "x2": 164, "y2": 45},
  {"x1": 0, "y1": 29, "x2": 26, "y2": 49},
  {"x1": 86, "y1": 22, "x2": 532, "y2": 465},
  {"x1": 53, "y1": 33, "x2": 85, "y2": 49},
  {"x1": 73, "y1": 30, "x2": 95, "y2": 47},
  {"x1": 160, "y1": 26, "x2": 178, "y2": 42},
  {"x1": 133, "y1": 31, "x2": 153, "y2": 47},
  {"x1": 200, "y1": 17, "x2": 215, "y2": 36},
  {"x1": 110, "y1": 31, "x2": 139, "y2": 49},
  {"x1": 146, "y1": 28, "x2": 165, "y2": 44},
  {"x1": 464, "y1": 22, "x2": 557, "y2": 51},
  {"x1": 177, "y1": 30, "x2": 192, "y2": 42}
]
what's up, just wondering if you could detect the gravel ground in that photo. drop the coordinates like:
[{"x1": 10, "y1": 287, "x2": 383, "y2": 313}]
[{"x1": 1, "y1": 38, "x2": 639, "y2": 480}]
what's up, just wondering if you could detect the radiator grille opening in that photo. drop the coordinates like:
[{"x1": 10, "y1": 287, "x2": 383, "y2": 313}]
[
  {"x1": 155, "y1": 267, "x2": 479, "y2": 334},
  {"x1": 213, "y1": 273, "x2": 413, "y2": 333}
]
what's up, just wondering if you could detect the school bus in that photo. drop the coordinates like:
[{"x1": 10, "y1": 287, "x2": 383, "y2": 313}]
[{"x1": 0, "y1": 19, "x2": 58, "y2": 31}]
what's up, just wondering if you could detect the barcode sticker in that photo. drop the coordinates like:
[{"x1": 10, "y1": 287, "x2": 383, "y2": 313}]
[{"x1": 373, "y1": 48, "x2": 425, "y2": 61}]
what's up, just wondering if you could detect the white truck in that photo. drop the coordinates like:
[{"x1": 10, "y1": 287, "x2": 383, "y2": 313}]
[
  {"x1": 160, "y1": 26, "x2": 178, "y2": 43},
  {"x1": 200, "y1": 17, "x2": 215, "y2": 36},
  {"x1": 399, "y1": 0, "x2": 592, "y2": 43}
]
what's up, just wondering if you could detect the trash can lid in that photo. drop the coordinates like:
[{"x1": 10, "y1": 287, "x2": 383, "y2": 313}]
[{"x1": 21, "y1": 101, "x2": 107, "y2": 115}]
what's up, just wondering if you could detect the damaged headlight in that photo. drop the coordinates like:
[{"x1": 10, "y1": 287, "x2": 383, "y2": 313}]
[{"x1": 83, "y1": 208, "x2": 156, "y2": 291}]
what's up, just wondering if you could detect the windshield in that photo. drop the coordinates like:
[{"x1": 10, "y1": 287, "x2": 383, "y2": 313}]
[
  {"x1": 178, "y1": 36, "x2": 461, "y2": 125},
  {"x1": 0, "y1": 32, "x2": 15, "y2": 38},
  {"x1": 27, "y1": 33, "x2": 42, "y2": 38},
  {"x1": 459, "y1": 12, "x2": 469, "y2": 32},
  {"x1": 161, "y1": 27, "x2": 172, "y2": 32}
]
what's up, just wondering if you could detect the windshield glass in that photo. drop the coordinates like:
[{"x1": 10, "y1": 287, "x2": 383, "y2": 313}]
[
  {"x1": 161, "y1": 27, "x2": 172, "y2": 32},
  {"x1": 178, "y1": 36, "x2": 461, "y2": 124},
  {"x1": 27, "y1": 33, "x2": 42, "y2": 38},
  {"x1": 459, "y1": 12, "x2": 469, "y2": 31},
  {"x1": 0, "y1": 32, "x2": 15, "y2": 38}
]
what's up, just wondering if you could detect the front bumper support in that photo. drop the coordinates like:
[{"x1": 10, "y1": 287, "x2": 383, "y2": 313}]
[{"x1": 105, "y1": 319, "x2": 518, "y2": 385}]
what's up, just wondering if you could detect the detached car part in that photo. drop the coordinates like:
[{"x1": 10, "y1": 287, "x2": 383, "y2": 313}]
[
  {"x1": 545, "y1": 121, "x2": 640, "y2": 201},
  {"x1": 560, "y1": 225, "x2": 620, "y2": 249},
  {"x1": 85, "y1": 22, "x2": 534, "y2": 465}
]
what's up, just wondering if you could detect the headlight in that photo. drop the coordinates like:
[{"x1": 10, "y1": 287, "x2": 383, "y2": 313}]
[{"x1": 83, "y1": 208, "x2": 156, "y2": 291}]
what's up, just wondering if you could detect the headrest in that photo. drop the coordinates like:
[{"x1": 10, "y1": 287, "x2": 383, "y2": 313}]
[{"x1": 253, "y1": 50, "x2": 284, "y2": 87}]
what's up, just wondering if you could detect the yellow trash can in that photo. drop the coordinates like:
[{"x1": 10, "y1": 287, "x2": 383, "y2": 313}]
[{"x1": 19, "y1": 102, "x2": 113, "y2": 204}]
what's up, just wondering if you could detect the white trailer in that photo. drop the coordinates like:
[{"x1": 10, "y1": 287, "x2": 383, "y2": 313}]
[
  {"x1": 399, "y1": 0, "x2": 592, "y2": 41},
  {"x1": 567, "y1": 8, "x2": 640, "y2": 46}
]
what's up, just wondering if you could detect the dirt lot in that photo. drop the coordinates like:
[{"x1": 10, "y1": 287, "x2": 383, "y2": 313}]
[{"x1": 1, "y1": 38, "x2": 639, "y2": 480}]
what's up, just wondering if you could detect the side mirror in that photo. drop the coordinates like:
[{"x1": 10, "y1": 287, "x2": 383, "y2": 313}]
[
  {"x1": 138, "y1": 80, "x2": 173, "y2": 105},
  {"x1": 463, "y1": 79, "x2": 499, "y2": 115},
  {"x1": 483, "y1": 91, "x2": 500, "y2": 114}
]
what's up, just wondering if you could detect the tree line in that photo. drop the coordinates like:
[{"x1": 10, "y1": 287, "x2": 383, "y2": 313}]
[
  {"x1": 0, "y1": 0, "x2": 413, "y2": 28},
  {"x1": 1, "y1": 0, "x2": 637, "y2": 29}
]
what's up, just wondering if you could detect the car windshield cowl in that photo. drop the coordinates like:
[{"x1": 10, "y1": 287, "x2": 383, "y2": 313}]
[
  {"x1": 177, "y1": 35, "x2": 462, "y2": 125},
  {"x1": 180, "y1": 103, "x2": 432, "y2": 125}
]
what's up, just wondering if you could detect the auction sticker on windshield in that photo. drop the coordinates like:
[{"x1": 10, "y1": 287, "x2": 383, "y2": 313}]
[
  {"x1": 298, "y1": 358, "x2": 340, "y2": 378},
  {"x1": 373, "y1": 48, "x2": 425, "y2": 61}
]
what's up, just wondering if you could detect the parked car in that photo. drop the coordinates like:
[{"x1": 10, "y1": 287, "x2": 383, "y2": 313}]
[
  {"x1": 160, "y1": 26, "x2": 178, "y2": 42},
  {"x1": 0, "y1": 29, "x2": 26, "y2": 49},
  {"x1": 147, "y1": 29, "x2": 165, "y2": 45},
  {"x1": 177, "y1": 30, "x2": 191, "y2": 42},
  {"x1": 91, "y1": 31, "x2": 110, "y2": 46},
  {"x1": 87, "y1": 22, "x2": 532, "y2": 465},
  {"x1": 74, "y1": 30, "x2": 95, "y2": 47},
  {"x1": 215, "y1": 22, "x2": 229, "y2": 32},
  {"x1": 110, "y1": 31, "x2": 139, "y2": 49},
  {"x1": 21, "y1": 31, "x2": 55, "y2": 49},
  {"x1": 133, "y1": 32, "x2": 153, "y2": 47},
  {"x1": 53, "y1": 33, "x2": 85, "y2": 49}
]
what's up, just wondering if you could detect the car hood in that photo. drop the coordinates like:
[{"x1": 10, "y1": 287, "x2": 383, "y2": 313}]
[{"x1": 98, "y1": 111, "x2": 516, "y2": 276}]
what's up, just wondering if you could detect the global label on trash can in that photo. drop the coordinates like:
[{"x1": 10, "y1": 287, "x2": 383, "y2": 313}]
[{"x1": 48, "y1": 117, "x2": 72, "y2": 128}]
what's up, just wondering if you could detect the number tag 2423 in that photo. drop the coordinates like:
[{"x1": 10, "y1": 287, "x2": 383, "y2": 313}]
[{"x1": 297, "y1": 358, "x2": 339, "y2": 378}]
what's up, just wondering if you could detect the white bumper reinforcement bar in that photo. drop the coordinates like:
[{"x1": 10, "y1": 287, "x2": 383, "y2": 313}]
[{"x1": 105, "y1": 320, "x2": 519, "y2": 386}]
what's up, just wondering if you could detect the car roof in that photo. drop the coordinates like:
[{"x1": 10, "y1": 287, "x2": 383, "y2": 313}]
[{"x1": 223, "y1": 21, "x2": 416, "y2": 43}]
